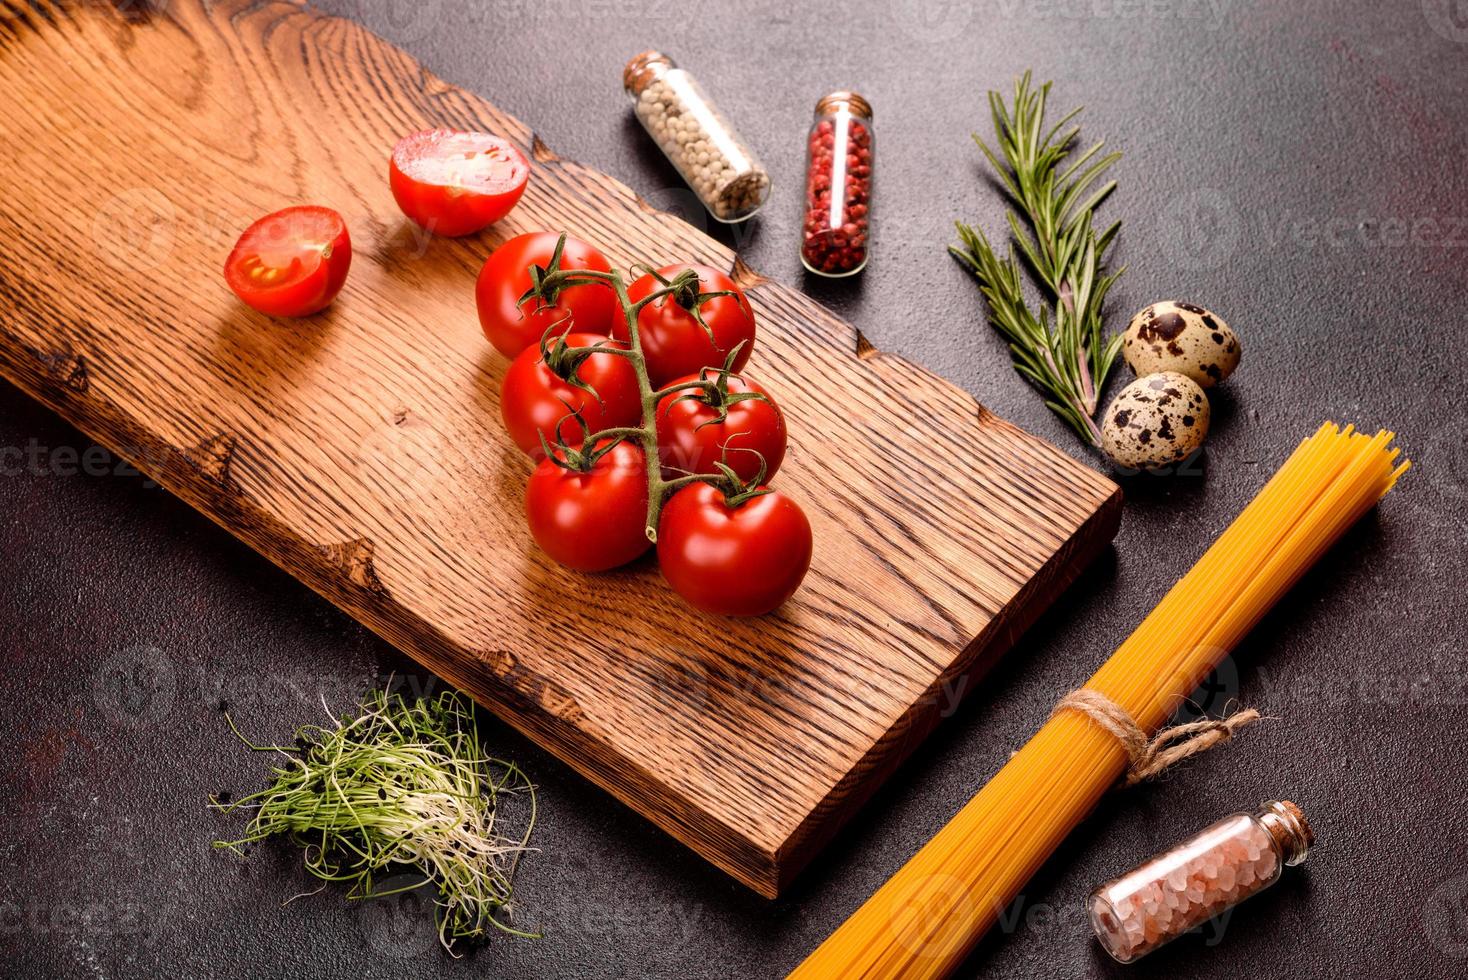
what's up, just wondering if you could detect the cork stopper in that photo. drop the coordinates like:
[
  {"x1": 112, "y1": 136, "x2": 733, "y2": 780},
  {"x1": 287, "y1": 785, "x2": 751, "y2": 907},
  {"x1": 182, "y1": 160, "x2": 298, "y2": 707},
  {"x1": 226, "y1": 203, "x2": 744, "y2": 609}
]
[
  {"x1": 815, "y1": 90, "x2": 873, "y2": 119},
  {"x1": 623, "y1": 50, "x2": 674, "y2": 96},
  {"x1": 1258, "y1": 800, "x2": 1313, "y2": 866}
]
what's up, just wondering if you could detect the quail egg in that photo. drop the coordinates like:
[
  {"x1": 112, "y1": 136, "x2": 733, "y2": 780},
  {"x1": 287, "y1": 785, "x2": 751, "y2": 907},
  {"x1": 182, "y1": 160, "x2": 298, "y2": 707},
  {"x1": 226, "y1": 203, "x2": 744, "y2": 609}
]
[
  {"x1": 1122, "y1": 301, "x2": 1241, "y2": 388},
  {"x1": 1101, "y1": 371, "x2": 1210, "y2": 470}
]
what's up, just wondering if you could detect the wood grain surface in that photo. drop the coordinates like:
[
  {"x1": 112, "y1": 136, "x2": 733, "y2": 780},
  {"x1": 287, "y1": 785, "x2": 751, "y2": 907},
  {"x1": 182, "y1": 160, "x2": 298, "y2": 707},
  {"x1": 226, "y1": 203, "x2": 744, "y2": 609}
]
[{"x1": 0, "y1": 0, "x2": 1121, "y2": 896}]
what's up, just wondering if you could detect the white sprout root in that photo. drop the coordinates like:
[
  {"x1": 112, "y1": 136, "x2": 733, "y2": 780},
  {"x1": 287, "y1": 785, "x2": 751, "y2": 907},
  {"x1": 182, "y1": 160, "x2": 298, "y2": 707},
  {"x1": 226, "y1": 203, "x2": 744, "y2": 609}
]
[{"x1": 212, "y1": 687, "x2": 538, "y2": 951}]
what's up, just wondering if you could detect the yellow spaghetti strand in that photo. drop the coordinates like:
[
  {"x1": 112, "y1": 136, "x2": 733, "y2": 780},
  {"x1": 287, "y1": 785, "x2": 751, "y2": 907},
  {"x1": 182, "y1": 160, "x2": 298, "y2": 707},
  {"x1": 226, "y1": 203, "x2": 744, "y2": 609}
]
[{"x1": 791, "y1": 423, "x2": 1407, "y2": 979}]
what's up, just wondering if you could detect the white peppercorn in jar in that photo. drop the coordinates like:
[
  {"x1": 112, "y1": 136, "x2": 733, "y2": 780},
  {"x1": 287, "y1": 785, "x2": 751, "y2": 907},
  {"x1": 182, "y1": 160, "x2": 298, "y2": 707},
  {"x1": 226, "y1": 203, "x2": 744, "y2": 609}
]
[
  {"x1": 1089, "y1": 800, "x2": 1314, "y2": 963},
  {"x1": 623, "y1": 51, "x2": 771, "y2": 223}
]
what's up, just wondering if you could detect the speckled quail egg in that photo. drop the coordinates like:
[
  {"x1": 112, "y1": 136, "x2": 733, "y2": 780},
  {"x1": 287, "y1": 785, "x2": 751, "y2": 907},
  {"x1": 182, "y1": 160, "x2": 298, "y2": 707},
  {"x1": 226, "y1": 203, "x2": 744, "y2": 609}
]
[
  {"x1": 1122, "y1": 301, "x2": 1241, "y2": 388},
  {"x1": 1101, "y1": 371, "x2": 1210, "y2": 470}
]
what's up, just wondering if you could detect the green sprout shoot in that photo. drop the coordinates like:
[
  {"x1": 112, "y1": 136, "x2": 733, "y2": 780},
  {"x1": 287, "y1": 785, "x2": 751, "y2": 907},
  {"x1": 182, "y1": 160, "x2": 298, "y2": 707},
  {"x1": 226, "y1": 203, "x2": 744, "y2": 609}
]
[{"x1": 212, "y1": 686, "x2": 537, "y2": 953}]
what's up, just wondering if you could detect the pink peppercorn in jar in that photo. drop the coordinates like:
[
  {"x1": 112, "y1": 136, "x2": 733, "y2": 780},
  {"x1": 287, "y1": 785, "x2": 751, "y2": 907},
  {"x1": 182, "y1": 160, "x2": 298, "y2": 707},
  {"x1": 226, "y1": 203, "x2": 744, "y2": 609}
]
[
  {"x1": 801, "y1": 91, "x2": 873, "y2": 278},
  {"x1": 1088, "y1": 800, "x2": 1314, "y2": 963}
]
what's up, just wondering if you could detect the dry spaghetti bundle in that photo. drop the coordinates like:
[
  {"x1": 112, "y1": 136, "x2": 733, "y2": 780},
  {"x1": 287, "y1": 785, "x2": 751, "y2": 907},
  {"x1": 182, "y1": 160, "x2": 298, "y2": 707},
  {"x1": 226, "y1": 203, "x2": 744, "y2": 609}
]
[{"x1": 791, "y1": 423, "x2": 1407, "y2": 979}]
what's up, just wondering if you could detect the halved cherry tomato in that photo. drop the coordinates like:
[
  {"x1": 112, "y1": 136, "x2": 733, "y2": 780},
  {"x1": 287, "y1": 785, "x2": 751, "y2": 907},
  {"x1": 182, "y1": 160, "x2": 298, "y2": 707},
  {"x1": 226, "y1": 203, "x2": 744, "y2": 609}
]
[
  {"x1": 500, "y1": 332, "x2": 641, "y2": 456},
  {"x1": 526, "y1": 439, "x2": 651, "y2": 572},
  {"x1": 657, "y1": 483, "x2": 812, "y2": 616},
  {"x1": 223, "y1": 206, "x2": 351, "y2": 317},
  {"x1": 619, "y1": 264, "x2": 756, "y2": 386},
  {"x1": 655, "y1": 370, "x2": 786, "y2": 482},
  {"x1": 476, "y1": 232, "x2": 617, "y2": 357},
  {"x1": 389, "y1": 129, "x2": 530, "y2": 237}
]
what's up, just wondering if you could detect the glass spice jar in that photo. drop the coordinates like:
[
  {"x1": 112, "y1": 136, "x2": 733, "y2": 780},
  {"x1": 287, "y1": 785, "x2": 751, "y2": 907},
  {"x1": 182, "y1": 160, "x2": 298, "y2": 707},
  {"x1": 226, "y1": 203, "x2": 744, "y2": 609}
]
[
  {"x1": 801, "y1": 91, "x2": 873, "y2": 278},
  {"x1": 623, "y1": 50, "x2": 771, "y2": 224},
  {"x1": 1088, "y1": 800, "x2": 1314, "y2": 963}
]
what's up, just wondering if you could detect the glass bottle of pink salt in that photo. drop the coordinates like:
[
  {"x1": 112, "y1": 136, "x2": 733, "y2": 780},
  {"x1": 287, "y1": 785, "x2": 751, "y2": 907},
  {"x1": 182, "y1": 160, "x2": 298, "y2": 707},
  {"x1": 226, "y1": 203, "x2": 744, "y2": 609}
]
[{"x1": 1089, "y1": 800, "x2": 1313, "y2": 963}]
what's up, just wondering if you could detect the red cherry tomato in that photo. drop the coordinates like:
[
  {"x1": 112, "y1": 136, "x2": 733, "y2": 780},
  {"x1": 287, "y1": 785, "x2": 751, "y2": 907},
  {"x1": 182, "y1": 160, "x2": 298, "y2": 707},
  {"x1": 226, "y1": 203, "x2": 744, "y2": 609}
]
[
  {"x1": 500, "y1": 332, "x2": 641, "y2": 456},
  {"x1": 223, "y1": 206, "x2": 351, "y2": 317},
  {"x1": 526, "y1": 440, "x2": 651, "y2": 572},
  {"x1": 619, "y1": 264, "x2": 756, "y2": 386},
  {"x1": 389, "y1": 129, "x2": 530, "y2": 237},
  {"x1": 655, "y1": 371, "x2": 786, "y2": 482},
  {"x1": 657, "y1": 484, "x2": 812, "y2": 616},
  {"x1": 476, "y1": 232, "x2": 616, "y2": 357}
]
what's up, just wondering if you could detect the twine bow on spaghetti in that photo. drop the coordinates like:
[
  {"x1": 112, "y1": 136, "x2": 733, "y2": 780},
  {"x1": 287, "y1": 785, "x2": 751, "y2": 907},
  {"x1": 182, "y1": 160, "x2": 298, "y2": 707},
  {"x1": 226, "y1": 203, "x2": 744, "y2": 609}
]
[{"x1": 1051, "y1": 688, "x2": 1261, "y2": 788}]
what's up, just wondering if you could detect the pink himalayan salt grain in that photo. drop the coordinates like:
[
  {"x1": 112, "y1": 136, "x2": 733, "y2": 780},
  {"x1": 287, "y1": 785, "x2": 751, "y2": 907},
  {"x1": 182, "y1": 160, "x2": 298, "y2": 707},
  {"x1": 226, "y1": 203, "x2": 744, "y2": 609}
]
[{"x1": 1098, "y1": 817, "x2": 1287, "y2": 959}]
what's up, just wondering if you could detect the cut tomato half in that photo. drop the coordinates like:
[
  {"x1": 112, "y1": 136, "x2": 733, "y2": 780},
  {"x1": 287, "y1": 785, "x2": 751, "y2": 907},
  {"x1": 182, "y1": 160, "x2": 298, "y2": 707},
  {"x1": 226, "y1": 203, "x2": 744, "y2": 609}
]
[
  {"x1": 389, "y1": 129, "x2": 530, "y2": 237},
  {"x1": 223, "y1": 205, "x2": 351, "y2": 317}
]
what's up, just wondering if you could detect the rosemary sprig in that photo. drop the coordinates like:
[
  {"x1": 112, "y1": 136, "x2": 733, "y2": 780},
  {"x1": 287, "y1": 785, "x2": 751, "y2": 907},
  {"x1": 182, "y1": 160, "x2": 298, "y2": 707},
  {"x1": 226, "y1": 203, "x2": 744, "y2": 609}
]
[
  {"x1": 950, "y1": 71, "x2": 1126, "y2": 446},
  {"x1": 212, "y1": 687, "x2": 537, "y2": 952}
]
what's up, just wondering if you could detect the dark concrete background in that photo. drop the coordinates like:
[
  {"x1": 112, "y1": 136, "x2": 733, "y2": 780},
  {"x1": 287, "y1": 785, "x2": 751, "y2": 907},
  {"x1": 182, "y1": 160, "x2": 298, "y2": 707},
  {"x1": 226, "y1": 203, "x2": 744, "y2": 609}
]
[{"x1": 4, "y1": 0, "x2": 1467, "y2": 977}]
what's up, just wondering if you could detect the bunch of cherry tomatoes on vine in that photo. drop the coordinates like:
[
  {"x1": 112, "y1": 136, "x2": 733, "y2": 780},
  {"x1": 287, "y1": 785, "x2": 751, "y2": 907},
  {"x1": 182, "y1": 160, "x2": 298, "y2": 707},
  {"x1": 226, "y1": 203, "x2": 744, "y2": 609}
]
[{"x1": 222, "y1": 128, "x2": 812, "y2": 616}]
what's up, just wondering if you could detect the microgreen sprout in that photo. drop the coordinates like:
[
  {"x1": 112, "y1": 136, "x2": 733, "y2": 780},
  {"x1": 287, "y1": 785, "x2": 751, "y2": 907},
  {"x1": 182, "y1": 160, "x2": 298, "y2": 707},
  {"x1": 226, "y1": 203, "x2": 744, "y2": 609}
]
[{"x1": 211, "y1": 687, "x2": 537, "y2": 953}]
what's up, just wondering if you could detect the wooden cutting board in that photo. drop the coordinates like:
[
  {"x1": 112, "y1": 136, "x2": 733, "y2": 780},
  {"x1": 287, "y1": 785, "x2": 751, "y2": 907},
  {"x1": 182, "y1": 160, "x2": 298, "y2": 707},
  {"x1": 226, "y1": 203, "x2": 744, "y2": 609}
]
[{"x1": 0, "y1": 0, "x2": 1121, "y2": 896}]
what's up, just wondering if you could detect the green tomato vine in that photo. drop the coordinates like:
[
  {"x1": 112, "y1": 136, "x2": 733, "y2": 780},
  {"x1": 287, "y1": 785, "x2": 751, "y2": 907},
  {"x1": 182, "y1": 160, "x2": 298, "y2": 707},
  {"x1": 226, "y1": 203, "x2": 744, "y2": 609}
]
[{"x1": 521, "y1": 240, "x2": 773, "y2": 541}]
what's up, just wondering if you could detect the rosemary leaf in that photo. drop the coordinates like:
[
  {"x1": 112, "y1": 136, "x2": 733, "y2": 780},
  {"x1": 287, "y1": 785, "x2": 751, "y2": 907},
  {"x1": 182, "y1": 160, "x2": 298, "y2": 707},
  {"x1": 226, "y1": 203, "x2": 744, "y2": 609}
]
[{"x1": 952, "y1": 71, "x2": 1127, "y2": 446}]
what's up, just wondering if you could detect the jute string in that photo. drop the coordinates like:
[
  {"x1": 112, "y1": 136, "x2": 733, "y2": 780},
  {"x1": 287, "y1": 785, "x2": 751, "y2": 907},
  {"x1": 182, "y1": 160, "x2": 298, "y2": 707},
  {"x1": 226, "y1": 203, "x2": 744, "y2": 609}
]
[{"x1": 1051, "y1": 688, "x2": 1261, "y2": 788}]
